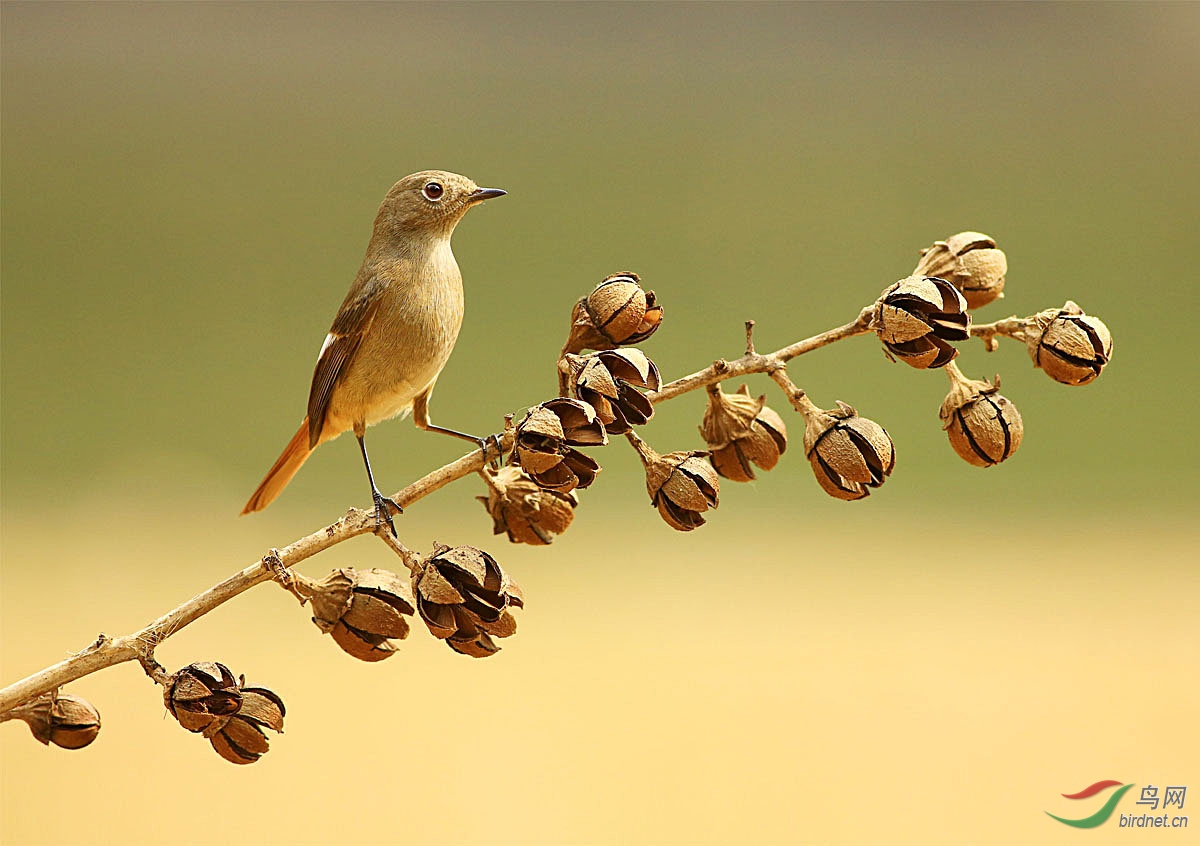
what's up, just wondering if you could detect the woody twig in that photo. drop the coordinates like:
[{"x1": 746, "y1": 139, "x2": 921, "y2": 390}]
[{"x1": 0, "y1": 232, "x2": 1112, "y2": 765}]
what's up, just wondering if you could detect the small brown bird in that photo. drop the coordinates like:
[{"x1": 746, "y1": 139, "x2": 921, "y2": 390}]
[{"x1": 242, "y1": 170, "x2": 506, "y2": 531}]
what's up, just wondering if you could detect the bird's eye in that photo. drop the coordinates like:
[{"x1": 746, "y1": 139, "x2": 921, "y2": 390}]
[{"x1": 422, "y1": 182, "x2": 444, "y2": 201}]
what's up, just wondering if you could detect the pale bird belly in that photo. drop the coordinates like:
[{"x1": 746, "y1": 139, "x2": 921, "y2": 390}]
[
  {"x1": 322, "y1": 256, "x2": 463, "y2": 436},
  {"x1": 329, "y1": 348, "x2": 447, "y2": 430},
  {"x1": 363, "y1": 380, "x2": 420, "y2": 426}
]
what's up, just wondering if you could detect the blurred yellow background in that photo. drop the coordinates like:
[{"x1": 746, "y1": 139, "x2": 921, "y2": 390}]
[{"x1": 2, "y1": 4, "x2": 1196, "y2": 844}]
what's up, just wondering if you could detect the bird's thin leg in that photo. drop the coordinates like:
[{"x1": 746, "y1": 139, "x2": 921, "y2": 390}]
[
  {"x1": 418, "y1": 422, "x2": 481, "y2": 444},
  {"x1": 357, "y1": 434, "x2": 402, "y2": 535},
  {"x1": 412, "y1": 391, "x2": 502, "y2": 467},
  {"x1": 419, "y1": 423, "x2": 504, "y2": 468}
]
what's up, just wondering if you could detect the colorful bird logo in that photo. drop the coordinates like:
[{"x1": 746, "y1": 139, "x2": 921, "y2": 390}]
[{"x1": 1046, "y1": 780, "x2": 1134, "y2": 828}]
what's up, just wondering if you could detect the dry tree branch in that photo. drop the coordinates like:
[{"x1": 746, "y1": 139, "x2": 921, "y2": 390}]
[
  {"x1": 0, "y1": 231, "x2": 1114, "y2": 763},
  {"x1": 0, "y1": 436, "x2": 516, "y2": 716},
  {"x1": 645, "y1": 307, "x2": 875, "y2": 404},
  {"x1": 0, "y1": 311, "x2": 870, "y2": 713}
]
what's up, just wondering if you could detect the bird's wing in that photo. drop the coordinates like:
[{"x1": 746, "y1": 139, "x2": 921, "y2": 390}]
[{"x1": 306, "y1": 274, "x2": 387, "y2": 447}]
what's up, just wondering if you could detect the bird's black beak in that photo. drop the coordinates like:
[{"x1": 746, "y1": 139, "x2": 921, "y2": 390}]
[{"x1": 467, "y1": 187, "x2": 507, "y2": 204}]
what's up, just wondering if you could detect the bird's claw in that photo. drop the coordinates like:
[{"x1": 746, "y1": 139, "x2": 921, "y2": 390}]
[
  {"x1": 478, "y1": 433, "x2": 504, "y2": 469},
  {"x1": 372, "y1": 490, "x2": 402, "y2": 536}
]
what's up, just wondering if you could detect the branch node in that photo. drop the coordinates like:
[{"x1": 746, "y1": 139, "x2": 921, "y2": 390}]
[
  {"x1": 744, "y1": 320, "x2": 757, "y2": 356},
  {"x1": 974, "y1": 327, "x2": 1001, "y2": 352},
  {"x1": 857, "y1": 304, "x2": 876, "y2": 329},
  {"x1": 136, "y1": 646, "x2": 170, "y2": 687},
  {"x1": 263, "y1": 548, "x2": 306, "y2": 604}
]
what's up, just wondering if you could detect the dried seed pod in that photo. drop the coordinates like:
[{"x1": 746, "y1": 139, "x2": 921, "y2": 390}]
[
  {"x1": 803, "y1": 402, "x2": 895, "y2": 500},
  {"x1": 415, "y1": 545, "x2": 523, "y2": 658},
  {"x1": 1027, "y1": 301, "x2": 1113, "y2": 386},
  {"x1": 512, "y1": 398, "x2": 605, "y2": 492},
  {"x1": 519, "y1": 445, "x2": 599, "y2": 493},
  {"x1": 306, "y1": 568, "x2": 415, "y2": 662},
  {"x1": 699, "y1": 384, "x2": 788, "y2": 482},
  {"x1": 164, "y1": 661, "x2": 242, "y2": 733},
  {"x1": 567, "y1": 349, "x2": 662, "y2": 435},
  {"x1": 564, "y1": 272, "x2": 664, "y2": 353},
  {"x1": 208, "y1": 684, "x2": 285, "y2": 766},
  {"x1": 21, "y1": 692, "x2": 101, "y2": 750},
  {"x1": 164, "y1": 662, "x2": 285, "y2": 764},
  {"x1": 632, "y1": 436, "x2": 720, "y2": 531},
  {"x1": 478, "y1": 464, "x2": 579, "y2": 545},
  {"x1": 874, "y1": 275, "x2": 970, "y2": 368},
  {"x1": 940, "y1": 374, "x2": 1023, "y2": 467},
  {"x1": 914, "y1": 231, "x2": 1007, "y2": 309}
]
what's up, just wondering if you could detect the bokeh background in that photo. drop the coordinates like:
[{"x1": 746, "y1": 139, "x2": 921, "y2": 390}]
[{"x1": 2, "y1": 4, "x2": 1197, "y2": 844}]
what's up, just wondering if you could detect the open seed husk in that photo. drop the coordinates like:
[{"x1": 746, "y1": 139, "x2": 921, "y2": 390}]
[
  {"x1": 567, "y1": 349, "x2": 662, "y2": 435},
  {"x1": 700, "y1": 384, "x2": 788, "y2": 482},
  {"x1": 802, "y1": 401, "x2": 895, "y2": 500},
  {"x1": 305, "y1": 568, "x2": 415, "y2": 662},
  {"x1": 637, "y1": 441, "x2": 721, "y2": 531},
  {"x1": 940, "y1": 375, "x2": 1023, "y2": 467},
  {"x1": 164, "y1": 662, "x2": 285, "y2": 765},
  {"x1": 914, "y1": 231, "x2": 1007, "y2": 309},
  {"x1": 414, "y1": 545, "x2": 524, "y2": 658},
  {"x1": 1026, "y1": 301, "x2": 1113, "y2": 385},
  {"x1": 479, "y1": 464, "x2": 579, "y2": 545},
  {"x1": 874, "y1": 275, "x2": 970, "y2": 369},
  {"x1": 563, "y1": 272, "x2": 664, "y2": 353},
  {"x1": 20, "y1": 692, "x2": 101, "y2": 750},
  {"x1": 512, "y1": 398, "x2": 605, "y2": 493}
]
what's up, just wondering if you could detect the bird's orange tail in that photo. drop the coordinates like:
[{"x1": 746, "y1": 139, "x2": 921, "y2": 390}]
[{"x1": 242, "y1": 419, "x2": 313, "y2": 514}]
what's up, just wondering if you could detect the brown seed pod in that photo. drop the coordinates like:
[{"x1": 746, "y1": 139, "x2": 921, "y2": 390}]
[
  {"x1": 630, "y1": 435, "x2": 720, "y2": 531},
  {"x1": 563, "y1": 272, "x2": 664, "y2": 353},
  {"x1": 305, "y1": 568, "x2": 415, "y2": 662},
  {"x1": 414, "y1": 545, "x2": 523, "y2": 658},
  {"x1": 164, "y1": 661, "x2": 242, "y2": 733},
  {"x1": 914, "y1": 231, "x2": 1007, "y2": 309},
  {"x1": 803, "y1": 402, "x2": 895, "y2": 501},
  {"x1": 479, "y1": 464, "x2": 579, "y2": 545},
  {"x1": 699, "y1": 384, "x2": 788, "y2": 482},
  {"x1": 19, "y1": 692, "x2": 101, "y2": 750},
  {"x1": 209, "y1": 685, "x2": 286, "y2": 765},
  {"x1": 874, "y1": 275, "x2": 970, "y2": 369},
  {"x1": 512, "y1": 398, "x2": 606, "y2": 493},
  {"x1": 940, "y1": 374, "x2": 1023, "y2": 467},
  {"x1": 1027, "y1": 301, "x2": 1113, "y2": 386},
  {"x1": 567, "y1": 349, "x2": 662, "y2": 435},
  {"x1": 164, "y1": 662, "x2": 285, "y2": 764}
]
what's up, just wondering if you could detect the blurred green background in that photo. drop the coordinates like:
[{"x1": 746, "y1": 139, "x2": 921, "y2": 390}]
[{"x1": 2, "y1": 4, "x2": 1196, "y2": 845}]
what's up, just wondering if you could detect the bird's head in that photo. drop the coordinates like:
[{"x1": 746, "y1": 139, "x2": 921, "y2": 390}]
[{"x1": 374, "y1": 170, "x2": 505, "y2": 240}]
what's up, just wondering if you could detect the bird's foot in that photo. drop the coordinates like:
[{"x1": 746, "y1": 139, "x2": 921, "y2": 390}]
[
  {"x1": 478, "y1": 433, "x2": 504, "y2": 469},
  {"x1": 372, "y1": 490, "x2": 403, "y2": 536}
]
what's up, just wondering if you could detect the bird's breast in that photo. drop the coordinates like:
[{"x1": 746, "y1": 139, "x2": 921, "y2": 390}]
[{"x1": 336, "y1": 244, "x2": 465, "y2": 426}]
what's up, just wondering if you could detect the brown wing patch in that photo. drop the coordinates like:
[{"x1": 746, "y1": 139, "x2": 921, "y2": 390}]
[
  {"x1": 306, "y1": 276, "x2": 386, "y2": 447},
  {"x1": 306, "y1": 334, "x2": 362, "y2": 446}
]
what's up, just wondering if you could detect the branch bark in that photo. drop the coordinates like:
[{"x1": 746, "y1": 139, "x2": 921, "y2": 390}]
[
  {"x1": 1, "y1": 303, "x2": 875, "y2": 715},
  {"x1": 0, "y1": 431, "x2": 515, "y2": 714},
  {"x1": 646, "y1": 306, "x2": 874, "y2": 404}
]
